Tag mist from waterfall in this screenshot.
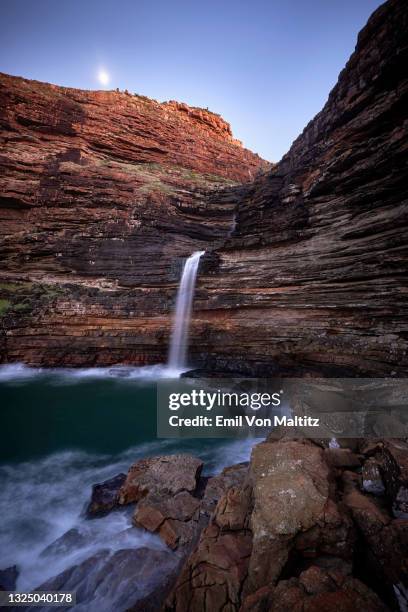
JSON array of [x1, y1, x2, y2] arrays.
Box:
[[168, 251, 205, 373]]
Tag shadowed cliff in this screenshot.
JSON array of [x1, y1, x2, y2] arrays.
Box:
[[193, 0, 408, 376]]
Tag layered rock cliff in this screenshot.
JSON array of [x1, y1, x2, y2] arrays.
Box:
[[193, 0, 408, 376], [1, 0, 407, 374], [0, 74, 267, 365]]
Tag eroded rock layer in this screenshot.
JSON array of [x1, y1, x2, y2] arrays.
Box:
[[1, 0, 408, 374], [192, 0, 408, 376], [0, 73, 267, 365]]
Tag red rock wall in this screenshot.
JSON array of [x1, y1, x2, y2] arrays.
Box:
[[1, 0, 407, 375], [191, 0, 408, 376], [0, 74, 267, 366]]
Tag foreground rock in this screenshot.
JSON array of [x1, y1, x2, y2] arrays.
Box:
[[164, 440, 357, 611], [32, 547, 180, 612], [119, 455, 203, 505], [0, 565, 18, 591], [86, 473, 126, 517], [164, 485, 253, 611], [240, 566, 388, 612], [134, 491, 202, 550], [28, 438, 408, 611], [164, 437, 408, 611]]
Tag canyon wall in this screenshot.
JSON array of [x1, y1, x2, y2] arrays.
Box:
[[1, 0, 407, 374], [0, 74, 267, 365], [193, 0, 408, 376]]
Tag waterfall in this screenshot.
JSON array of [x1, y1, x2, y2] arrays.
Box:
[[168, 251, 205, 372]]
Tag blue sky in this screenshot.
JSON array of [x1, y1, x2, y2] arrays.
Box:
[[1, 0, 383, 161]]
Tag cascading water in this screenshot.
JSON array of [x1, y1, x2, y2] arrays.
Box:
[[168, 251, 205, 372]]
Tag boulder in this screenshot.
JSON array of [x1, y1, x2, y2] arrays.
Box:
[[86, 473, 126, 517], [0, 565, 18, 591], [247, 440, 330, 590], [119, 455, 203, 505], [35, 547, 179, 612], [134, 490, 201, 550]]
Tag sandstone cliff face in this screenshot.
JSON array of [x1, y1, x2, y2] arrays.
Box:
[[192, 0, 408, 376], [1, 0, 407, 374], [0, 74, 267, 365]]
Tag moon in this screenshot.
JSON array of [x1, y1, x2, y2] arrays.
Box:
[[97, 69, 110, 86]]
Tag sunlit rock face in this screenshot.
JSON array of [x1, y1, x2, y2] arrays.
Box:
[[0, 74, 267, 366], [1, 0, 407, 374]]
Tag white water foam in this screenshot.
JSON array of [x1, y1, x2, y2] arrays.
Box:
[[0, 363, 177, 384], [0, 437, 258, 594]]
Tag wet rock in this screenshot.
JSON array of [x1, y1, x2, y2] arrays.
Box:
[[380, 440, 408, 518], [0, 565, 18, 591], [362, 458, 385, 496], [119, 455, 203, 505], [134, 490, 201, 550], [40, 528, 89, 558], [35, 547, 179, 612], [86, 473, 126, 517]]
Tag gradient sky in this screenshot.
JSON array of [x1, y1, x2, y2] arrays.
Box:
[[1, 0, 383, 161]]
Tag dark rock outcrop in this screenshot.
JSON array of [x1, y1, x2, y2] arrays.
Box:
[[0, 564, 18, 591], [32, 547, 179, 612], [86, 472, 126, 517]]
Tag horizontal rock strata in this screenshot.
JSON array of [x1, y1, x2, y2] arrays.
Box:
[[1, 0, 407, 374], [0, 73, 267, 366]]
